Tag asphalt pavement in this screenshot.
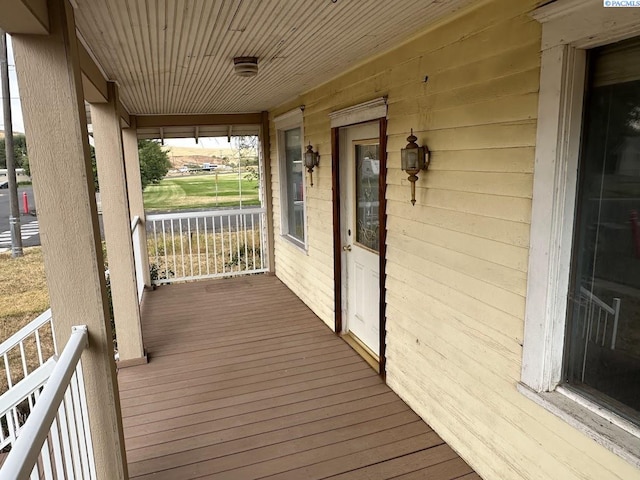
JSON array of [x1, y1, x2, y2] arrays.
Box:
[[0, 186, 39, 249]]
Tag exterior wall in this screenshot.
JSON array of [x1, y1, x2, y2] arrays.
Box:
[[269, 0, 640, 479]]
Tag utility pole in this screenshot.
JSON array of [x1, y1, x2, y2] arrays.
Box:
[[0, 31, 23, 257]]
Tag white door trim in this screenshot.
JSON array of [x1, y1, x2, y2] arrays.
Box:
[[329, 97, 387, 129]]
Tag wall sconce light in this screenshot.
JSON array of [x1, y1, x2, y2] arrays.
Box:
[[400, 129, 429, 205], [304, 143, 320, 186]]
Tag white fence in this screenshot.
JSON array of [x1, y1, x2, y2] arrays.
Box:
[[0, 315, 95, 479], [147, 208, 268, 284], [131, 216, 146, 303]]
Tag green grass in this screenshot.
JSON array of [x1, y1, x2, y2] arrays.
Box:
[[143, 173, 260, 211]]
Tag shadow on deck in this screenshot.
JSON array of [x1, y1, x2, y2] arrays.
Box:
[[117, 274, 480, 480]]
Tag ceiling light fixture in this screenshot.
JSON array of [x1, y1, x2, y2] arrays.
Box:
[[233, 57, 259, 77]]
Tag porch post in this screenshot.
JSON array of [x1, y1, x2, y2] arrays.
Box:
[[122, 120, 151, 287], [260, 111, 275, 273], [91, 83, 146, 363], [11, 0, 128, 478]]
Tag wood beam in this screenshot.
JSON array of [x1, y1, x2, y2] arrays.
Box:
[[135, 112, 263, 128], [0, 0, 49, 34], [78, 37, 131, 128], [118, 99, 130, 127], [78, 40, 108, 103]]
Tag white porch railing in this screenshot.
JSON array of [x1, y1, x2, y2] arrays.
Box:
[[579, 286, 621, 350], [147, 208, 269, 284], [131, 215, 146, 303], [0, 317, 95, 479]]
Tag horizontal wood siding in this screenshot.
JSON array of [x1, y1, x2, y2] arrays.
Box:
[[269, 0, 640, 479]]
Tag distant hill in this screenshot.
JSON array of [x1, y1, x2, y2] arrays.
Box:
[[0, 130, 26, 140], [162, 145, 237, 169]]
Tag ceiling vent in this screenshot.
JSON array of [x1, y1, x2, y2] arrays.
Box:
[[233, 57, 259, 77]]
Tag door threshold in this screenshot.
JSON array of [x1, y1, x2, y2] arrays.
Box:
[[341, 332, 379, 373]]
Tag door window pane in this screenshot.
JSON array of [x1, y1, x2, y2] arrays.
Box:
[[284, 128, 304, 243], [566, 37, 640, 421], [355, 143, 380, 252]]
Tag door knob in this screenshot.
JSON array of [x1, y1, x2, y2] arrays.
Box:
[[342, 245, 352, 252]]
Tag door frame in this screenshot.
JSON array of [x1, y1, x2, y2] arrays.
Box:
[[331, 117, 388, 378]]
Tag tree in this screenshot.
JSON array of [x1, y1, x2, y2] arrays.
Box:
[[0, 133, 28, 171], [91, 139, 170, 192], [138, 139, 171, 190]]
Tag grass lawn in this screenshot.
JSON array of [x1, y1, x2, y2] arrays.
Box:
[[143, 173, 260, 211], [0, 247, 52, 393]]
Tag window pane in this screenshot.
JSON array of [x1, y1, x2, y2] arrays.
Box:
[[284, 128, 304, 243], [566, 37, 640, 420], [355, 144, 380, 252]]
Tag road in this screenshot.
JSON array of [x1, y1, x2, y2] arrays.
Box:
[[0, 186, 39, 249]]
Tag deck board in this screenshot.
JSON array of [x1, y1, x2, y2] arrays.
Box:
[[118, 275, 478, 479]]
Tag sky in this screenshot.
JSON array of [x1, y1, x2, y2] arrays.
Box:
[[0, 36, 25, 134]]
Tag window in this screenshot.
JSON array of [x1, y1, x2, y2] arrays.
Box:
[[274, 109, 306, 248], [521, 0, 640, 463], [283, 127, 305, 244], [564, 38, 640, 421]]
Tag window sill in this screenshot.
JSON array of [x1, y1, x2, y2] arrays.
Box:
[[280, 234, 307, 254], [517, 382, 640, 468]]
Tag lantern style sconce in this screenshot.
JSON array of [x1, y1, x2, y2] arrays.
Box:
[[304, 143, 320, 186], [400, 129, 429, 205]]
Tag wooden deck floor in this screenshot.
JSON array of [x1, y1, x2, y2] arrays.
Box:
[[117, 275, 479, 480]]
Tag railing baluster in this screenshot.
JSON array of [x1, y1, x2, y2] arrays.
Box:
[[227, 215, 233, 268], [212, 216, 219, 275], [204, 216, 210, 276], [57, 396, 75, 480], [236, 214, 241, 272], [188, 218, 194, 277], [29, 463, 39, 480], [35, 330, 44, 366], [161, 221, 169, 281], [75, 361, 96, 478], [153, 220, 160, 271], [260, 211, 266, 269], [64, 388, 83, 480], [243, 214, 249, 271], [20, 339, 29, 379], [70, 373, 90, 479], [196, 217, 202, 276], [221, 215, 226, 274], [49, 415, 66, 480], [39, 435, 54, 480], [251, 214, 256, 269], [173, 219, 180, 279]]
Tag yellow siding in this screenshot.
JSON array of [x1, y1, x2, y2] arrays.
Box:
[[268, 0, 640, 479]]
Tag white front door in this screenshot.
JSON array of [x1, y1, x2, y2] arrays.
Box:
[[341, 122, 380, 355]]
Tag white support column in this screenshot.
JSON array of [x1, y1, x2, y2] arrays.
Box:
[[11, 1, 128, 478], [91, 83, 146, 364], [122, 121, 151, 287]]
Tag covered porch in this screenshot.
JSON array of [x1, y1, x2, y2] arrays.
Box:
[[119, 275, 478, 480]]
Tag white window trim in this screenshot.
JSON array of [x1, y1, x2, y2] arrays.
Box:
[[274, 107, 307, 250], [521, 0, 640, 467]]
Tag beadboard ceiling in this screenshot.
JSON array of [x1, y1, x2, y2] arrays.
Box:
[[73, 0, 473, 115]]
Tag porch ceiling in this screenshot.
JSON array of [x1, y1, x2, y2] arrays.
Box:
[[73, 0, 473, 115]]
